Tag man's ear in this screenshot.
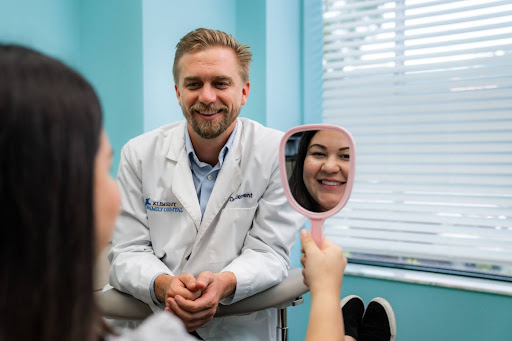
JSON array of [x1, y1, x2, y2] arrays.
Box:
[[175, 84, 182, 106], [241, 81, 250, 106]]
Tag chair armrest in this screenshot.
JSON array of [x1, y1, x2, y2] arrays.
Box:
[[95, 288, 153, 320], [95, 268, 309, 320], [216, 268, 308, 316]]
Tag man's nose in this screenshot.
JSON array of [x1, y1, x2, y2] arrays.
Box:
[[199, 84, 216, 104]]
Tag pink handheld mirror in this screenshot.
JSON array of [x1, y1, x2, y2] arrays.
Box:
[[279, 124, 356, 246]]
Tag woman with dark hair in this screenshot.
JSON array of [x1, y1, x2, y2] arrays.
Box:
[[289, 130, 350, 213], [0, 44, 196, 341]]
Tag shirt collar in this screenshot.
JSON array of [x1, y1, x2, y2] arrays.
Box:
[[185, 120, 238, 168]]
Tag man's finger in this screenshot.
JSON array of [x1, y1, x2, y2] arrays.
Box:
[[168, 297, 196, 320], [195, 271, 213, 291], [168, 295, 205, 314], [174, 293, 214, 313], [180, 273, 200, 292], [171, 286, 200, 301], [168, 297, 214, 328]]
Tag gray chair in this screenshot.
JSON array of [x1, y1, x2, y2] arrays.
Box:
[[94, 244, 308, 340]]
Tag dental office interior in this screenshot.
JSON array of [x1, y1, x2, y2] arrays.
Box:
[[2, 0, 511, 340]]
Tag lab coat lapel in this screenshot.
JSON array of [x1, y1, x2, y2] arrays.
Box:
[[167, 124, 202, 230], [196, 125, 243, 242]]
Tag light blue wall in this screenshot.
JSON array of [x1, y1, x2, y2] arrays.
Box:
[[142, 0, 236, 132], [0, 0, 81, 69], [80, 0, 144, 176], [265, 1, 302, 131], [302, 0, 324, 124], [236, 1, 267, 124], [0, 0, 144, 176]]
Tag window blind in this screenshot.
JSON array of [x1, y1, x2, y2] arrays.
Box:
[[321, 0, 512, 278]]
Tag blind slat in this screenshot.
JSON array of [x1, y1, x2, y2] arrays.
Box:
[[324, 76, 512, 96], [352, 192, 512, 206], [324, 0, 510, 23], [324, 237, 512, 266], [324, 44, 512, 69], [327, 229, 512, 247], [336, 208, 510, 228], [323, 55, 512, 79], [333, 216, 512, 232], [324, 21, 512, 47], [327, 110, 512, 125]]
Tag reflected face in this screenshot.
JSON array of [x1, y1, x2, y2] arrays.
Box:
[[302, 130, 350, 212], [175, 46, 250, 140], [93, 130, 121, 255]]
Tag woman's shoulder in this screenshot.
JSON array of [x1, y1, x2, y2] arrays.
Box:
[[106, 312, 197, 341]]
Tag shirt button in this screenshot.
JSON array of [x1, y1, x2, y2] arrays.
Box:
[[207, 175, 212, 181]]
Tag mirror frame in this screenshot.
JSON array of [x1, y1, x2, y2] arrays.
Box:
[[279, 124, 356, 244]]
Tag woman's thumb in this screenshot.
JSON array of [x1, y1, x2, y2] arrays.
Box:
[[300, 229, 318, 254]]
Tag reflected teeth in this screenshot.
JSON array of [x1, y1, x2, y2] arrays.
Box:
[[320, 180, 343, 186]]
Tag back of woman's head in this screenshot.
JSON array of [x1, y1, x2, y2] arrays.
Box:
[[0, 45, 102, 341]]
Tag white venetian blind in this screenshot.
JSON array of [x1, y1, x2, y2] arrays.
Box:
[[321, 0, 512, 277]]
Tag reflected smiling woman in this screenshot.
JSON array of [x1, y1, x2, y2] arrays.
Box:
[[289, 130, 350, 212]]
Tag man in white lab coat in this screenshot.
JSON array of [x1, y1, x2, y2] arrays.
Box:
[[108, 28, 304, 340]]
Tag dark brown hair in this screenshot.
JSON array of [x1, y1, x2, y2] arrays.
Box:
[[288, 130, 324, 212], [0, 44, 104, 341]]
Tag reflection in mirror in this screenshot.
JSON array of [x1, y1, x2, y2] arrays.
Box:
[[285, 130, 351, 213]]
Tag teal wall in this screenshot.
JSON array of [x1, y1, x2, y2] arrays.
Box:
[[0, 0, 144, 176], [265, 0, 302, 131], [0, 0, 81, 68], [79, 0, 144, 177], [236, 1, 267, 125]]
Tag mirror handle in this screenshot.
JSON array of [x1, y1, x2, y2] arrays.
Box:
[[310, 218, 324, 247]]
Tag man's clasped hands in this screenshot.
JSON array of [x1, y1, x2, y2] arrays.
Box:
[[155, 271, 235, 332]]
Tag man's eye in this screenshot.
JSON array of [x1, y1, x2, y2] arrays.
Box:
[[215, 82, 230, 88], [186, 83, 200, 89], [339, 154, 350, 160]]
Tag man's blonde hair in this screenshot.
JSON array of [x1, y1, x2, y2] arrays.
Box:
[[173, 28, 252, 85]]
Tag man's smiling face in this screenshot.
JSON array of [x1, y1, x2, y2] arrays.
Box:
[[175, 46, 250, 140]]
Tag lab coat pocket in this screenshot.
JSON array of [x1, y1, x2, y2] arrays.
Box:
[[209, 205, 257, 264]]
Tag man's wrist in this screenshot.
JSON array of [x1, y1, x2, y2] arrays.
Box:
[[154, 273, 173, 303], [216, 271, 237, 299]]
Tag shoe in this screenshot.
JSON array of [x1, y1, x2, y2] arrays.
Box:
[[340, 295, 365, 340], [359, 297, 397, 341]]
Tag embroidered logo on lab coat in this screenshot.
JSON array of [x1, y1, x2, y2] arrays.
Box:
[[229, 193, 253, 201], [145, 198, 183, 212]]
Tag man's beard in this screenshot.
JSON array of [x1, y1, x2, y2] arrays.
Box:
[[185, 102, 239, 139]]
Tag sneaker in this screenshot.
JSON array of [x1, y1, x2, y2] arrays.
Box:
[[359, 297, 397, 341], [340, 295, 365, 340]]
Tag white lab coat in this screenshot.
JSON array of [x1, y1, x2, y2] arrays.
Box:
[[107, 312, 197, 341], [108, 118, 304, 340]]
